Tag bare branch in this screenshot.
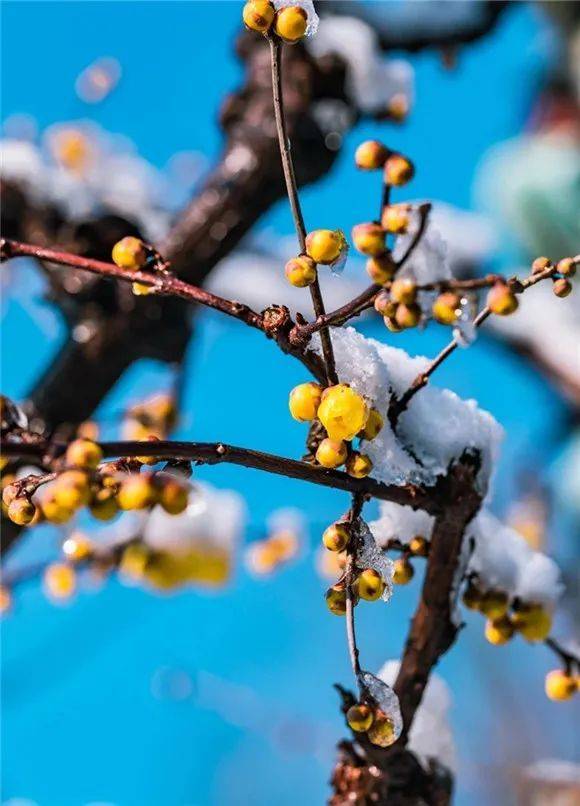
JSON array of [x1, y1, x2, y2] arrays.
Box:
[[269, 36, 338, 385], [0, 437, 442, 514], [389, 263, 559, 427]]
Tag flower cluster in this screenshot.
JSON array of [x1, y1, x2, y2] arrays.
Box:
[[461, 576, 579, 701], [111, 236, 166, 296], [242, 1, 309, 43], [345, 700, 398, 748], [2, 438, 189, 528], [289, 382, 382, 477]]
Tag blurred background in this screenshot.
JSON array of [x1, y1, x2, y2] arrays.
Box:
[[1, 2, 579, 805]]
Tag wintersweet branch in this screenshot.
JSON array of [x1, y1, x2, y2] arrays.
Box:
[[344, 494, 365, 680], [269, 36, 338, 386], [0, 438, 441, 514], [388, 263, 559, 426], [0, 238, 327, 383], [292, 204, 432, 339], [0, 238, 264, 330]]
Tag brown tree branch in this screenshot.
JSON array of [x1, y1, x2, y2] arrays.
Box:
[[0, 437, 442, 514], [292, 203, 432, 339], [269, 36, 338, 386], [393, 453, 482, 740], [389, 263, 559, 427]]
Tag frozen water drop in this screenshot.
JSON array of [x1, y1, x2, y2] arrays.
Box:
[[354, 520, 393, 601], [358, 670, 403, 744]]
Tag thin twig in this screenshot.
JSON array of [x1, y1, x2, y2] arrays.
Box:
[[1, 238, 264, 330], [0, 238, 328, 384], [544, 636, 580, 674], [345, 493, 365, 680], [269, 37, 338, 386], [0, 438, 442, 514], [389, 264, 558, 427], [293, 204, 433, 339]]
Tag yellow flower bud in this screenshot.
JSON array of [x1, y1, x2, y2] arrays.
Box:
[[2, 483, 19, 507], [274, 5, 307, 42], [53, 470, 91, 509], [89, 489, 119, 521], [41, 496, 74, 524], [315, 438, 347, 469], [381, 204, 410, 234], [359, 407, 383, 441], [462, 582, 483, 610], [132, 282, 154, 296], [408, 535, 428, 557], [354, 140, 389, 171], [285, 255, 316, 288], [43, 562, 76, 601], [356, 568, 384, 601], [556, 257, 576, 278], [432, 292, 460, 325], [117, 474, 157, 511], [65, 439, 103, 469], [485, 616, 514, 646], [479, 589, 508, 620], [112, 236, 148, 270], [390, 278, 417, 305], [531, 256, 551, 274], [288, 382, 323, 422], [305, 229, 343, 265], [317, 384, 369, 441], [395, 303, 421, 329], [366, 254, 396, 285], [346, 703, 374, 731], [393, 557, 413, 585], [374, 291, 397, 318], [159, 477, 189, 515], [487, 283, 518, 316], [119, 543, 150, 580], [322, 522, 350, 552], [384, 315, 404, 333], [242, 0, 275, 33], [7, 498, 36, 526], [352, 223, 386, 257], [553, 278, 572, 298], [325, 583, 347, 615], [367, 710, 396, 747], [513, 604, 552, 642], [384, 153, 414, 187], [346, 452, 373, 479], [545, 669, 576, 701]]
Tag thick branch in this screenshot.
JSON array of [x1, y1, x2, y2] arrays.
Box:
[[393, 453, 483, 740], [0, 438, 442, 514]]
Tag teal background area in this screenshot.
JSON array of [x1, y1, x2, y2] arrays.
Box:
[[1, 3, 578, 805]]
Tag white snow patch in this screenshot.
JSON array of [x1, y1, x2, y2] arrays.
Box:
[[144, 482, 245, 552], [317, 326, 502, 489], [468, 508, 563, 605], [307, 16, 413, 114], [370, 501, 435, 547], [272, 0, 318, 35]]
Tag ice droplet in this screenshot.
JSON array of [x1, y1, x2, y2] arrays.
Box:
[[272, 0, 319, 36], [329, 237, 349, 276], [452, 297, 478, 348], [358, 670, 403, 743], [354, 520, 393, 602]]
